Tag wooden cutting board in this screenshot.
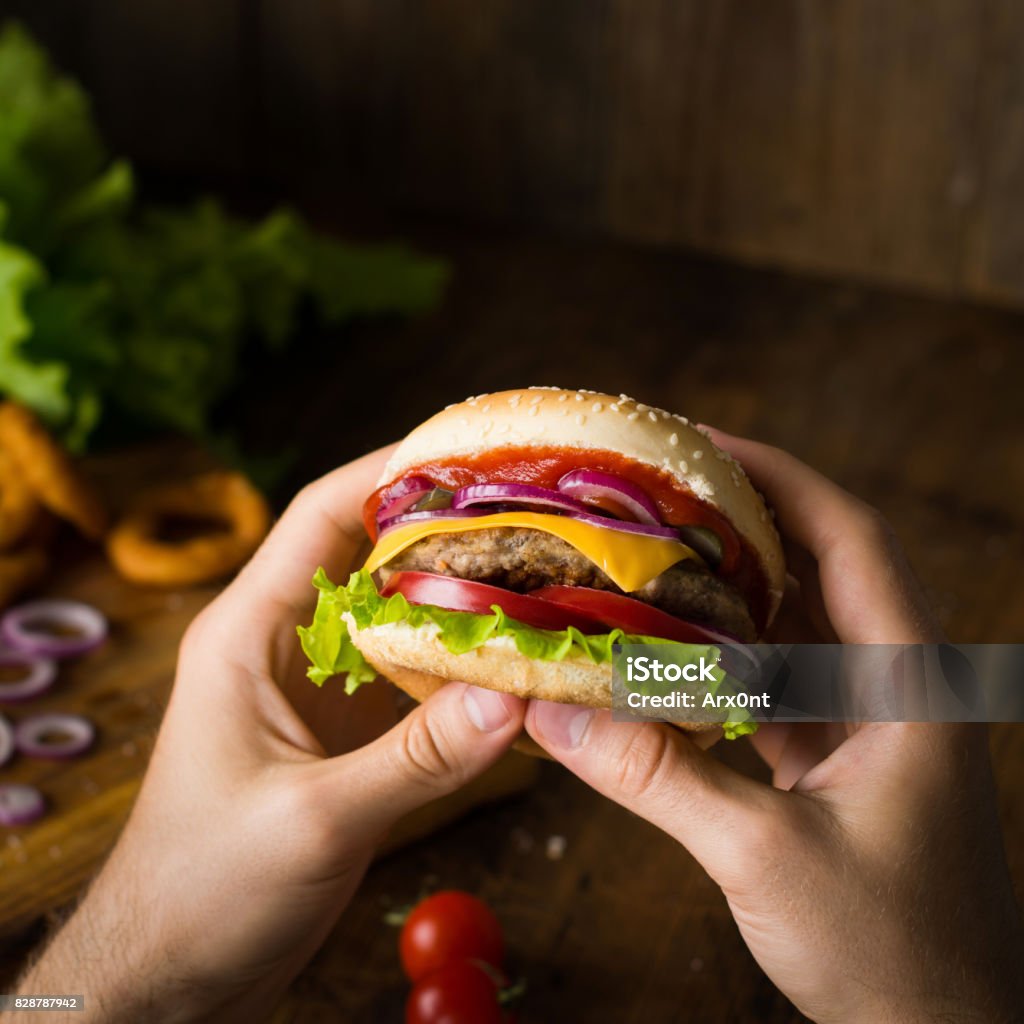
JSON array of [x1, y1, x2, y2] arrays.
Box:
[[0, 442, 537, 943]]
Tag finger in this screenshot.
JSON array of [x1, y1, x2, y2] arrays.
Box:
[[205, 444, 396, 679], [748, 721, 849, 778], [779, 542, 837, 641], [525, 700, 776, 882], [765, 574, 835, 643], [307, 683, 527, 840], [239, 443, 396, 613], [702, 427, 941, 643]]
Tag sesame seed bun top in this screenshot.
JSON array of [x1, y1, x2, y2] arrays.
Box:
[[379, 387, 786, 627]]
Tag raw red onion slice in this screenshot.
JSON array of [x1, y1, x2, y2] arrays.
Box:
[[452, 483, 592, 515], [0, 715, 14, 768], [381, 474, 434, 501], [557, 470, 661, 525], [378, 508, 489, 536], [0, 651, 58, 704], [377, 488, 436, 523], [376, 475, 435, 524], [15, 713, 95, 760], [0, 783, 46, 825], [1, 600, 108, 659], [560, 508, 683, 541]]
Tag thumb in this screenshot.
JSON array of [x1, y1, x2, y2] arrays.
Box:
[[312, 682, 526, 839], [526, 700, 782, 888]]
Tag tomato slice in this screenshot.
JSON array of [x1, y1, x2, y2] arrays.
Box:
[[380, 572, 607, 633], [528, 585, 730, 643]]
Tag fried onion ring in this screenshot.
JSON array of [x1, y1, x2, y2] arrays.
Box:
[[0, 447, 41, 550], [0, 403, 108, 540], [106, 471, 271, 587], [0, 546, 47, 609]]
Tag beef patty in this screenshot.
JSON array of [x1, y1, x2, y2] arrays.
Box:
[[379, 527, 756, 641]]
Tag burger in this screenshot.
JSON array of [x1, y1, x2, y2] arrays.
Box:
[[300, 388, 784, 746]]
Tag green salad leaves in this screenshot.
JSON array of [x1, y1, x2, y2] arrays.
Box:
[[0, 22, 447, 451], [298, 569, 756, 739], [299, 569, 684, 693]]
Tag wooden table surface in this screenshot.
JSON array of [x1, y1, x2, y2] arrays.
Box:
[[2, 221, 1023, 1023]]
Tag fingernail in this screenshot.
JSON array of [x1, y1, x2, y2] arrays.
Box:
[[463, 684, 513, 732], [532, 701, 594, 750]]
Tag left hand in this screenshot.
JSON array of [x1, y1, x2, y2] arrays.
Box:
[[15, 448, 527, 1024]]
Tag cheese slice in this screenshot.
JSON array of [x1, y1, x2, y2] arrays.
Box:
[[363, 511, 702, 593]]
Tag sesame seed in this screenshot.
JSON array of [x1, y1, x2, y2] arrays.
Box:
[[508, 395, 521, 407], [575, 393, 585, 402], [558, 393, 569, 402], [481, 403, 491, 413], [529, 394, 543, 406], [627, 411, 640, 421], [693, 450, 704, 460], [648, 411, 658, 422], [619, 393, 630, 401], [592, 402, 603, 413], [669, 433, 679, 446], [528, 405, 539, 417], [660, 410, 670, 419], [459, 417, 470, 426], [576, 414, 587, 426], [636, 403, 648, 413], [662, 456, 672, 466], [678, 460, 689, 472]]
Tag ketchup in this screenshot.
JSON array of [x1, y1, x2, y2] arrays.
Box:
[[363, 446, 770, 631]]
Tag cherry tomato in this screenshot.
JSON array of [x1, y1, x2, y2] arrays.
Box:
[[380, 572, 606, 634], [400, 890, 504, 983], [528, 585, 732, 643], [406, 961, 504, 1024]]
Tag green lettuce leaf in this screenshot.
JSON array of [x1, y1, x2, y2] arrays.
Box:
[[298, 570, 757, 741], [298, 569, 682, 696], [0, 22, 448, 453]]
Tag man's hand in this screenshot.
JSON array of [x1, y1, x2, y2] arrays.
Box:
[[526, 431, 1024, 1024], [15, 448, 526, 1023]]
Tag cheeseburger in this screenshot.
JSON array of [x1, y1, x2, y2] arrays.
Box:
[[300, 388, 784, 739]]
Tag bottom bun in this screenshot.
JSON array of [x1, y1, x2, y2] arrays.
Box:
[[347, 617, 719, 757]]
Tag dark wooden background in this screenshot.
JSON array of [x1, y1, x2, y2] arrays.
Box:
[[1, 5, 1023, 1022], [6, 1, 1024, 306]]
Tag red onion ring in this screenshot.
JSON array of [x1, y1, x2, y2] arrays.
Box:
[[0, 651, 58, 704], [0, 783, 46, 825], [376, 475, 435, 524], [378, 508, 489, 535], [15, 713, 96, 760], [1, 600, 108, 659], [377, 488, 433, 523], [452, 483, 593, 516], [0, 715, 14, 768], [557, 470, 661, 525], [560, 508, 684, 541]]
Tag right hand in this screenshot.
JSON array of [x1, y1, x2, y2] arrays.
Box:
[[526, 431, 1024, 1023]]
